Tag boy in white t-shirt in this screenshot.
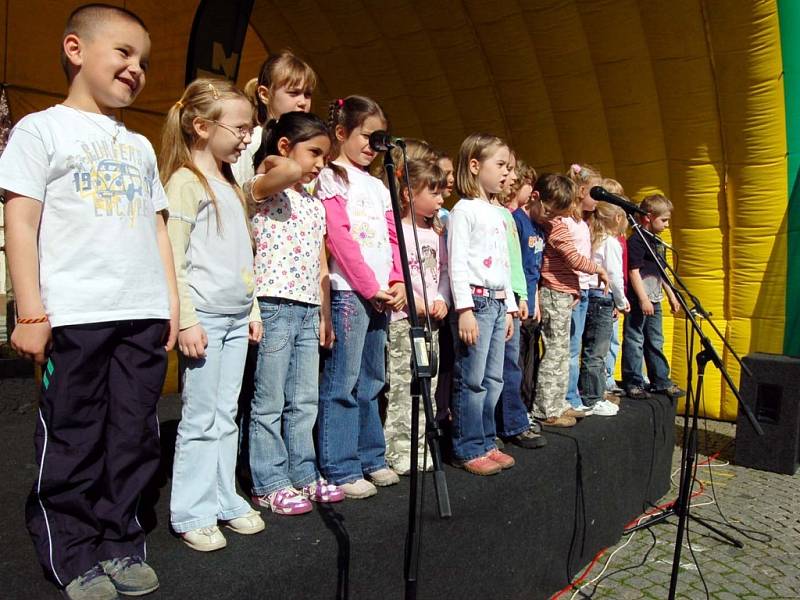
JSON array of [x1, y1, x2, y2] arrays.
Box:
[[0, 5, 178, 599]]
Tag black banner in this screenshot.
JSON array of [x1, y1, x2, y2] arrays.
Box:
[[185, 0, 255, 85]]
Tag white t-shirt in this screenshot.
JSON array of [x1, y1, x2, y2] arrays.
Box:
[[447, 197, 517, 313], [0, 105, 169, 327], [590, 234, 629, 310], [232, 125, 264, 187]]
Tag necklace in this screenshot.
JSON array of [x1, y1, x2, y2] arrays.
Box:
[[62, 104, 123, 144]]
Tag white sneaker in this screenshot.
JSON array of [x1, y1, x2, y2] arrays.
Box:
[[339, 478, 377, 499], [367, 467, 400, 487], [591, 400, 619, 416], [181, 525, 227, 552], [223, 509, 265, 534]]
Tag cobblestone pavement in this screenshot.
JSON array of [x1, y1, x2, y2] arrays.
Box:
[[562, 419, 800, 599]]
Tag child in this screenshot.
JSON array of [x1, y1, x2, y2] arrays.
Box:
[[621, 194, 684, 399], [385, 159, 450, 474], [316, 95, 406, 499], [447, 133, 517, 476], [532, 174, 609, 427], [233, 50, 317, 185], [494, 154, 544, 449], [244, 111, 345, 514], [578, 202, 630, 415], [163, 79, 265, 551], [511, 162, 545, 411], [0, 5, 178, 598], [565, 163, 602, 411], [600, 178, 628, 397]]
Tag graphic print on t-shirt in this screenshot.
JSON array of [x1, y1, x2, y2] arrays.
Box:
[[67, 139, 153, 223]]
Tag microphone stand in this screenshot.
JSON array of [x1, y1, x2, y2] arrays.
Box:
[[377, 140, 452, 600], [618, 212, 763, 600]]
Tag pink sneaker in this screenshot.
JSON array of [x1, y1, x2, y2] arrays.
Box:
[[252, 487, 312, 516], [486, 448, 515, 469], [301, 479, 345, 503]]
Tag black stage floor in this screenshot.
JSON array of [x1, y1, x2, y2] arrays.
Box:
[[0, 393, 675, 599]]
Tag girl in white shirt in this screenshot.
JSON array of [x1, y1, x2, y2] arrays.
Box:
[[578, 202, 630, 415], [447, 133, 517, 476], [161, 79, 265, 551]]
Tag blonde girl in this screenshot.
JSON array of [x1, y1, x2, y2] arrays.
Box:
[[385, 159, 450, 474], [162, 78, 264, 551], [447, 133, 517, 476], [233, 50, 317, 184]]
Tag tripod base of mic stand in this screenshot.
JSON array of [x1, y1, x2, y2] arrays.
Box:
[[624, 503, 743, 549]]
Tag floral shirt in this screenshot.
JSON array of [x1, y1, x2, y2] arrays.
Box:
[[251, 184, 326, 305]]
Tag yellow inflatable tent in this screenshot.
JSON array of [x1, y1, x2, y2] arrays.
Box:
[[2, 0, 797, 420]]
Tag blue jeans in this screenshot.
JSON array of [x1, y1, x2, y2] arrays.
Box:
[[450, 295, 506, 461], [621, 298, 671, 391], [578, 292, 615, 406], [317, 291, 388, 485], [249, 299, 320, 496], [171, 309, 252, 532], [566, 290, 589, 407], [605, 320, 621, 389], [496, 315, 529, 437]]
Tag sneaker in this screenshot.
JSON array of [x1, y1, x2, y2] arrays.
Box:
[[510, 428, 547, 449], [224, 509, 266, 534], [607, 384, 624, 395], [339, 478, 377, 499], [63, 565, 118, 600], [457, 455, 502, 476], [100, 555, 158, 596], [528, 415, 543, 434], [367, 467, 400, 487], [604, 391, 621, 405], [574, 404, 593, 412], [180, 525, 227, 552], [653, 384, 686, 398], [541, 416, 577, 428], [486, 448, 515, 469], [563, 407, 591, 419], [254, 487, 311, 516], [301, 479, 345, 503], [591, 400, 619, 416], [495, 437, 505, 450], [626, 385, 651, 399]]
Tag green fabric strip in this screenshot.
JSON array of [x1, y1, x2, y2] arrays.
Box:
[[779, 0, 800, 356]]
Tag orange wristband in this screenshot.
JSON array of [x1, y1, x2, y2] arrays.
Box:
[[16, 315, 49, 324]]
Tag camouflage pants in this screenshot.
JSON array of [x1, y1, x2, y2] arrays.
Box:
[[533, 287, 574, 419], [385, 318, 437, 473]]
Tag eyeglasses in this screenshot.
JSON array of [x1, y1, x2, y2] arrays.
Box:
[[211, 121, 254, 139]]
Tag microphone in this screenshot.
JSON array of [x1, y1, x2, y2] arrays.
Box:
[[590, 186, 648, 216], [368, 130, 404, 152]]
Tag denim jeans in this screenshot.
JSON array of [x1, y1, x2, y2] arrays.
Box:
[[621, 298, 672, 391], [566, 290, 589, 407], [317, 291, 389, 485], [450, 294, 506, 461], [496, 315, 529, 437], [578, 292, 615, 406], [605, 320, 621, 389], [171, 309, 252, 533], [249, 298, 320, 496]]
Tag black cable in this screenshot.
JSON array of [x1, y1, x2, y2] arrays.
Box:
[[685, 519, 710, 600]]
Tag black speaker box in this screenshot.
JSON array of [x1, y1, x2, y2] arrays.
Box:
[[735, 353, 800, 475]]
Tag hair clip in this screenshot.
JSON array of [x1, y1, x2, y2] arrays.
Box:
[[174, 100, 184, 110], [571, 163, 582, 174], [337, 98, 344, 107], [208, 82, 220, 100], [395, 167, 404, 180]]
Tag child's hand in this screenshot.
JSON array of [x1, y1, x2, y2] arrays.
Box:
[[504, 313, 514, 341], [669, 296, 682, 314], [518, 299, 529, 321], [385, 282, 407, 312], [319, 312, 335, 349], [430, 300, 448, 321], [248, 320, 263, 344], [596, 267, 610, 293], [370, 290, 392, 313], [10, 321, 52, 365], [640, 298, 655, 316], [178, 324, 208, 359], [457, 309, 479, 346], [414, 294, 427, 317], [533, 301, 541, 323], [255, 155, 285, 175], [164, 302, 179, 351]]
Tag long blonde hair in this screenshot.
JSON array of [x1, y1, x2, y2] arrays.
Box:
[[455, 133, 507, 199], [160, 78, 249, 230], [566, 162, 601, 219], [588, 201, 626, 251]]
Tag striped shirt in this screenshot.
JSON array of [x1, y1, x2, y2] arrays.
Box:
[[539, 217, 599, 298]]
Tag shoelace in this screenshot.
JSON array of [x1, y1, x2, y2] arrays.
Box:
[[79, 565, 107, 585], [196, 526, 219, 537]]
